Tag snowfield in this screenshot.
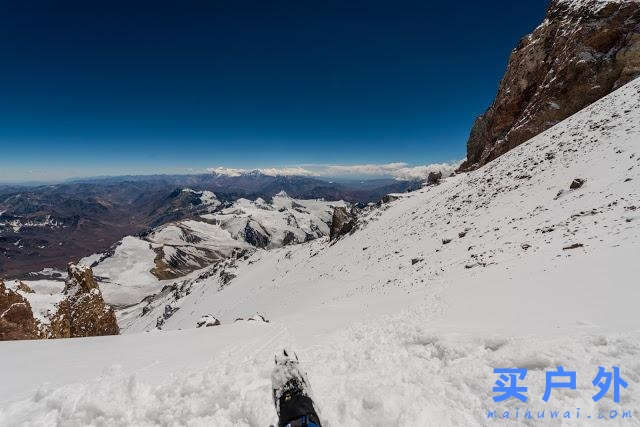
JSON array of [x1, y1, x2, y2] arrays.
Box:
[[1, 77, 640, 426]]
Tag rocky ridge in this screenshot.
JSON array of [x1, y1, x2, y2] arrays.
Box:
[[0, 263, 118, 341]]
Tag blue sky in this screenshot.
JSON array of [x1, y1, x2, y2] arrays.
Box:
[[0, 0, 547, 182]]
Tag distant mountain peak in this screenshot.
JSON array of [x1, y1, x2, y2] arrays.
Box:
[[274, 190, 290, 198]]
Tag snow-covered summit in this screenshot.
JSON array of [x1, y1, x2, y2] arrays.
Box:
[[209, 167, 314, 178], [180, 188, 219, 206], [558, 0, 639, 12]]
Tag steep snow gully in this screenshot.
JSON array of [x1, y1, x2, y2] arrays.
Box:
[[1, 78, 640, 426]]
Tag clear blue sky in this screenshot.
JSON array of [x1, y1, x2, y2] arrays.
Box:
[[0, 0, 547, 182]]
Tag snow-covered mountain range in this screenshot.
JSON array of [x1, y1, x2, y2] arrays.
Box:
[[0, 174, 420, 278], [78, 192, 346, 309], [1, 72, 638, 425]]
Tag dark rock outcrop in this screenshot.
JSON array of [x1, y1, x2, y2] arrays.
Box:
[[155, 304, 179, 329], [570, 178, 586, 189], [196, 314, 220, 328], [0, 279, 39, 340], [460, 0, 640, 171], [427, 171, 443, 186], [329, 207, 357, 241]]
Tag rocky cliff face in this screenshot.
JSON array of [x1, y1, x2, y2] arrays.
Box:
[[0, 279, 39, 340], [48, 264, 119, 338], [0, 263, 119, 341], [329, 207, 357, 241], [460, 0, 640, 171]]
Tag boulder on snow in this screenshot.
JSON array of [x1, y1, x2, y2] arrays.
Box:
[[329, 206, 357, 241], [427, 171, 443, 186], [196, 314, 220, 328], [569, 178, 585, 189], [0, 279, 39, 341]]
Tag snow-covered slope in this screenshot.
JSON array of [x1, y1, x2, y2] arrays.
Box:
[[1, 78, 639, 426]]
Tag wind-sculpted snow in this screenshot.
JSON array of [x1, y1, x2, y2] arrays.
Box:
[[1, 78, 640, 425]]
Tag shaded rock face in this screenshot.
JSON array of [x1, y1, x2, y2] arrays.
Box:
[[0, 279, 39, 340], [460, 0, 640, 171], [329, 207, 357, 241], [49, 263, 119, 338]]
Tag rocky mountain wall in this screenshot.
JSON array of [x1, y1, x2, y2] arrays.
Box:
[[460, 0, 640, 171]]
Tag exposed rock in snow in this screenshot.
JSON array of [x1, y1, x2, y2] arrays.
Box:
[[426, 170, 443, 186], [460, 0, 640, 171], [156, 304, 180, 329], [196, 314, 220, 328], [329, 206, 357, 240], [570, 177, 586, 189]]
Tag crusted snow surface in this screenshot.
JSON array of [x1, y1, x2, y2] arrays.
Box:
[[1, 78, 640, 425], [86, 236, 160, 307]]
